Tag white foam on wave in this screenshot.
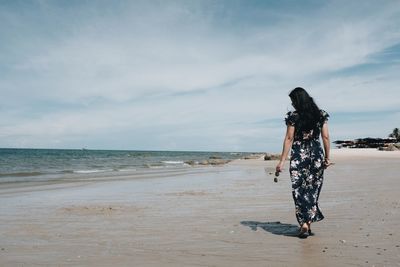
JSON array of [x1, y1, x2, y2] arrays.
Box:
[[162, 161, 185, 164], [148, 165, 164, 169], [74, 169, 113, 174], [118, 168, 137, 172]]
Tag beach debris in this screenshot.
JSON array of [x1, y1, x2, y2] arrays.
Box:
[[264, 167, 275, 175]]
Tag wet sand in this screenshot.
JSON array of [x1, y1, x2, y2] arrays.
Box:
[[1, 149, 399, 266]]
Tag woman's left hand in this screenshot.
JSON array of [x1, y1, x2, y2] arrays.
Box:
[[323, 158, 334, 169]]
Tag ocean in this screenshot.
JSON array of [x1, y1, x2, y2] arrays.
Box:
[[0, 148, 259, 183]]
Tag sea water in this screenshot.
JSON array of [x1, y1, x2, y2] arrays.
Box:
[[0, 148, 256, 183]]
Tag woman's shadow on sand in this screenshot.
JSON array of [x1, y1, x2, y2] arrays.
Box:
[[241, 221, 299, 237]]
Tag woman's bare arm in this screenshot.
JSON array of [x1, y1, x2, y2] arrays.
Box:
[[276, 125, 295, 172], [321, 122, 334, 168], [321, 122, 330, 159]]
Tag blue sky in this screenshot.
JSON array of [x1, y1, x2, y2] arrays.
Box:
[[0, 0, 399, 152]]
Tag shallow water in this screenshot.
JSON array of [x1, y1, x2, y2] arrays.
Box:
[[0, 148, 256, 183]]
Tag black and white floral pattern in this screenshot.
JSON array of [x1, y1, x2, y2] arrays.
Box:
[[285, 110, 329, 225]]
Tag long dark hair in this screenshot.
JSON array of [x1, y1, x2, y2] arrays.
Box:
[[289, 87, 322, 131]]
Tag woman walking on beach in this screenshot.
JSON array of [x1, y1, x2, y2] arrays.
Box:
[[276, 87, 332, 238]]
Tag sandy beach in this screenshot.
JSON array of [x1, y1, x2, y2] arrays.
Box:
[[1, 148, 399, 266]]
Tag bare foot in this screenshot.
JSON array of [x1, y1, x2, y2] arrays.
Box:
[[298, 223, 309, 238], [307, 222, 314, 236]]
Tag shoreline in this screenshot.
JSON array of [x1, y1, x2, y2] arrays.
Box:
[[1, 148, 398, 193], [0, 149, 266, 185], [2, 148, 397, 188], [1, 149, 399, 266]]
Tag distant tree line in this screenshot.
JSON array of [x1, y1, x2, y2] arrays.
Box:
[[389, 127, 399, 141]]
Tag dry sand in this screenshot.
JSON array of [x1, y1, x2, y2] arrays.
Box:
[[1, 149, 399, 266]]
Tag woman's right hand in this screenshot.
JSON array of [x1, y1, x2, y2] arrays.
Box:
[[275, 160, 284, 173]]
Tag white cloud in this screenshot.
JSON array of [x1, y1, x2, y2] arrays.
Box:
[[0, 1, 400, 150]]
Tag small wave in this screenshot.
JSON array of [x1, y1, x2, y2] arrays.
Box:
[[161, 161, 185, 164], [0, 171, 44, 177], [60, 170, 74, 174], [149, 166, 165, 169], [74, 169, 113, 174], [143, 164, 165, 169], [118, 168, 137, 172]]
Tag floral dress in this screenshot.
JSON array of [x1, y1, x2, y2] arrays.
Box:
[[285, 110, 330, 226]]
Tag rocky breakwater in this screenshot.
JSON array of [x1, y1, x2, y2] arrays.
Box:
[[263, 153, 281, 160], [378, 143, 400, 151], [242, 153, 265, 160], [184, 155, 232, 166], [184, 153, 268, 167]]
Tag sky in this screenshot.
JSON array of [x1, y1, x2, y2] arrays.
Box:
[[0, 0, 400, 152]]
